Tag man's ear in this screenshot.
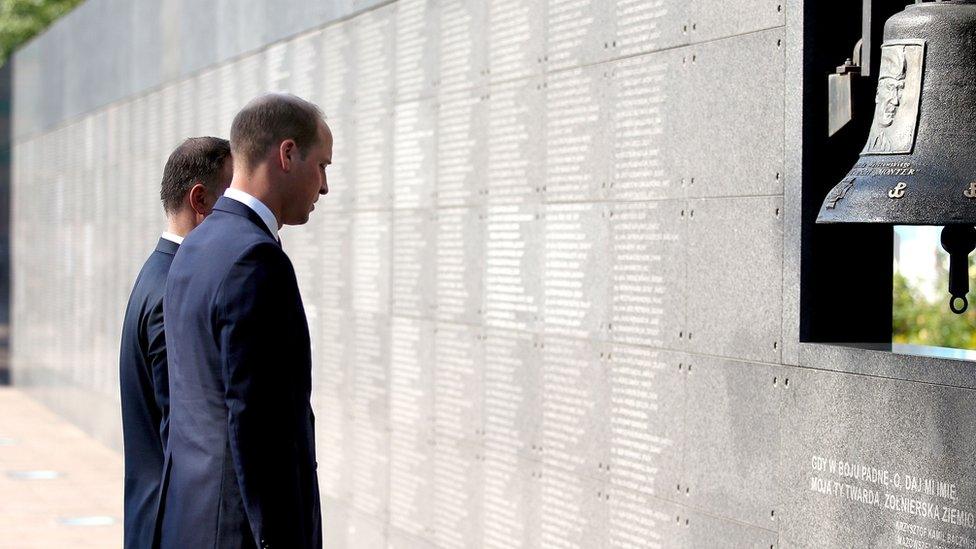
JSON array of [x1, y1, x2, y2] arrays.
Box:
[[188, 183, 210, 216], [279, 139, 297, 172]]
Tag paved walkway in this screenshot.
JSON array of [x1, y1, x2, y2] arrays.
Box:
[[0, 388, 122, 548]]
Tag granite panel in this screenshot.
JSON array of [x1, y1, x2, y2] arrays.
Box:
[[433, 206, 484, 325], [392, 209, 437, 318], [396, 0, 440, 102], [487, 0, 546, 82], [606, 344, 686, 504], [541, 336, 609, 481], [608, 200, 686, 350], [780, 368, 976, 549], [676, 29, 785, 198], [685, 356, 788, 527], [689, 0, 784, 44], [393, 99, 438, 209], [686, 196, 783, 362], [542, 201, 611, 341], [544, 63, 610, 203]]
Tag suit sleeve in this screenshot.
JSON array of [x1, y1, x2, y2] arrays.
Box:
[[145, 297, 170, 444], [215, 242, 305, 548]]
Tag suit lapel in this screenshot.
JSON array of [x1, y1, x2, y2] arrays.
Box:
[[212, 196, 277, 241], [155, 237, 180, 256]]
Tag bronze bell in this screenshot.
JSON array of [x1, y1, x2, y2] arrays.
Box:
[[818, 0, 976, 313]]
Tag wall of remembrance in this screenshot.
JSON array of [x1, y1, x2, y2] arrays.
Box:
[[22, 1, 976, 548]]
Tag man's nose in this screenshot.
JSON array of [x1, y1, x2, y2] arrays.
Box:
[[320, 180, 328, 195]]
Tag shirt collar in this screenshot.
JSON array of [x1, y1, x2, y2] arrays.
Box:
[[223, 187, 279, 238], [161, 231, 184, 245]]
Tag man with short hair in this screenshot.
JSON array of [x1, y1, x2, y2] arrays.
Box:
[[120, 136, 233, 549], [159, 93, 330, 549]]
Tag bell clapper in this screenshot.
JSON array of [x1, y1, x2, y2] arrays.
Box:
[[939, 225, 976, 314]]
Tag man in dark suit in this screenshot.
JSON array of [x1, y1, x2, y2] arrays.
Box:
[[119, 136, 233, 549], [160, 93, 331, 549]]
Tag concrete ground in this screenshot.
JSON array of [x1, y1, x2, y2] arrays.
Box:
[[0, 387, 122, 548]]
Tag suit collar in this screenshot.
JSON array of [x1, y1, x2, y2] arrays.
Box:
[[212, 196, 277, 241], [155, 237, 180, 256]]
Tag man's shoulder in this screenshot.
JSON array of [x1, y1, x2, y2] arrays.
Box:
[[128, 249, 173, 309]]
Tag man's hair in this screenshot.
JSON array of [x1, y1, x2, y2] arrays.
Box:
[[230, 93, 324, 170], [160, 136, 232, 214]]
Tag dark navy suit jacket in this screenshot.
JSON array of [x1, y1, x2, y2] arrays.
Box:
[[159, 196, 321, 549], [120, 237, 178, 549]]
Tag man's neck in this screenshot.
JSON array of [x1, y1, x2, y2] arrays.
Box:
[[166, 213, 194, 238], [229, 173, 284, 230]]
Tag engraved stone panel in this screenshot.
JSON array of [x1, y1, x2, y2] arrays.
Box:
[[540, 469, 608, 548], [396, 0, 440, 101], [434, 322, 484, 445], [685, 511, 779, 547], [318, 212, 354, 312], [484, 328, 541, 462], [781, 369, 976, 548], [542, 202, 610, 340], [608, 200, 685, 350], [217, 62, 239, 136], [686, 196, 782, 362], [175, 78, 199, 140], [352, 210, 392, 315], [322, 116, 355, 211], [541, 336, 609, 480], [320, 22, 356, 117], [544, 64, 609, 203], [689, 0, 784, 44], [264, 41, 292, 93], [607, 344, 684, 503], [284, 220, 320, 343], [685, 356, 786, 527], [390, 317, 436, 538], [354, 6, 395, 112], [432, 439, 483, 549], [487, 75, 545, 204], [437, 87, 488, 208], [488, 0, 545, 81], [314, 310, 353, 501], [434, 207, 484, 325], [289, 29, 322, 102], [608, 52, 681, 201], [353, 109, 394, 209], [607, 0, 689, 59], [394, 100, 438, 209], [349, 313, 391, 519], [607, 484, 683, 547], [236, 51, 265, 107], [677, 29, 784, 198], [484, 202, 542, 332], [546, 0, 608, 70], [439, 0, 488, 93], [195, 69, 219, 135], [483, 452, 540, 548], [393, 209, 436, 319]]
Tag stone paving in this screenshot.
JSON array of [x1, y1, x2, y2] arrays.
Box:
[[0, 387, 122, 548]]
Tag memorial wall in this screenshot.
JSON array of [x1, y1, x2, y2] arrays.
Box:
[[11, 0, 976, 547]]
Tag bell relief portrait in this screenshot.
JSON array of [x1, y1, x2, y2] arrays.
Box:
[[863, 41, 925, 155]]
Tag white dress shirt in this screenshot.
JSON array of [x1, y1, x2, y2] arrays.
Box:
[[223, 187, 279, 239], [161, 232, 184, 245]]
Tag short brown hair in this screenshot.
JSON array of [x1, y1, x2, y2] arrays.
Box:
[[160, 136, 231, 214], [230, 93, 324, 170]]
